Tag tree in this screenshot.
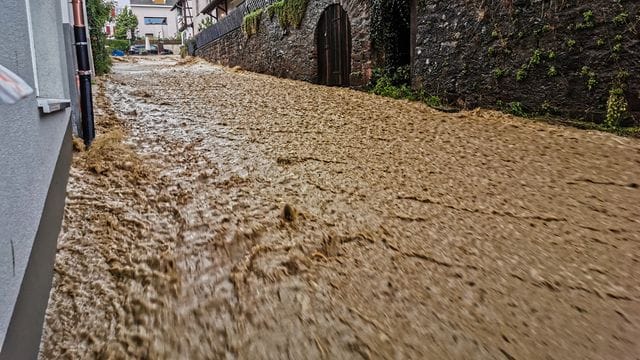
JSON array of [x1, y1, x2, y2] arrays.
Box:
[[87, 0, 113, 75], [198, 17, 213, 32], [115, 6, 139, 40]]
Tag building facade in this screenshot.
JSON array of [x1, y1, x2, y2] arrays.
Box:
[[0, 0, 75, 358], [130, 0, 180, 39], [173, 0, 245, 40]]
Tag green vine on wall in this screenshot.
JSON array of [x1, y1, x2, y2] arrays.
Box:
[[371, 0, 410, 71], [242, 8, 263, 36], [606, 71, 630, 127], [267, 0, 309, 30]]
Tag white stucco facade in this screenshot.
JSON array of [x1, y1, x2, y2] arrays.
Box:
[[131, 4, 179, 39]]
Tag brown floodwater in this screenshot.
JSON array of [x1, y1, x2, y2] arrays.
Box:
[[41, 56, 640, 359]]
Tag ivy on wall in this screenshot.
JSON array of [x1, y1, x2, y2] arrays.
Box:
[[242, 8, 263, 36], [371, 0, 410, 70], [488, 3, 637, 126], [267, 0, 309, 30]]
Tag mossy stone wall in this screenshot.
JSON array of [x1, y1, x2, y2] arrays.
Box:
[[196, 0, 373, 87], [414, 0, 639, 124]]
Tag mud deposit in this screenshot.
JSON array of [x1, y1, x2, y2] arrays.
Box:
[[41, 56, 640, 359]]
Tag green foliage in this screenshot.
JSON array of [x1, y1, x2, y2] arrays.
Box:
[[529, 49, 542, 66], [566, 39, 576, 48], [515, 66, 527, 81], [369, 66, 410, 88], [267, 0, 309, 30], [610, 34, 624, 59], [576, 10, 595, 29], [493, 67, 507, 79], [541, 101, 559, 115], [198, 17, 213, 32], [605, 71, 631, 127], [106, 39, 129, 52], [87, 0, 112, 75], [370, 68, 442, 108], [242, 8, 263, 36], [508, 102, 526, 117], [115, 6, 138, 40], [547, 50, 556, 60], [606, 87, 628, 127], [616, 70, 630, 81], [612, 43, 622, 53], [533, 24, 551, 37], [547, 66, 557, 77], [580, 66, 597, 91], [613, 11, 629, 26], [514, 48, 545, 81], [371, 0, 410, 70], [596, 37, 605, 46], [371, 76, 414, 99], [422, 95, 443, 108]]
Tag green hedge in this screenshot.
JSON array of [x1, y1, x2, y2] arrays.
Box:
[[106, 39, 130, 52]]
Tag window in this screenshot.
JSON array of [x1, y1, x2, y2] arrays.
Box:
[[144, 17, 168, 25], [24, 0, 72, 112]]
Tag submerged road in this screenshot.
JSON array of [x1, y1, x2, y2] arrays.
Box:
[[41, 56, 640, 359]]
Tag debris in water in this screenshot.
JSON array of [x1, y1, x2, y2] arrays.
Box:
[[282, 203, 297, 222], [72, 137, 85, 152], [41, 55, 640, 360]]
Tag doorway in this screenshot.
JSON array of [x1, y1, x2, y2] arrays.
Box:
[[316, 4, 352, 86]]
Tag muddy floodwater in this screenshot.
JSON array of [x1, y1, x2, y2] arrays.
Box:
[[41, 56, 640, 359]]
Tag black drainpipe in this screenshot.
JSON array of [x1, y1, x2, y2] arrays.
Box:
[[72, 0, 95, 146]]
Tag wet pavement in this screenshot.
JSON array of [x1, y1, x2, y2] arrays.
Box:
[[41, 56, 640, 359]]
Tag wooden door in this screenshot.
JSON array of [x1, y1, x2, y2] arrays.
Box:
[[316, 5, 351, 86]]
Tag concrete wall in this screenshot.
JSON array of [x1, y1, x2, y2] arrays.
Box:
[[0, 0, 72, 358], [413, 0, 640, 124], [196, 0, 373, 87], [132, 4, 180, 38]]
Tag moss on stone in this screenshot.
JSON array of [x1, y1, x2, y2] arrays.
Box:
[[242, 8, 263, 36], [267, 0, 309, 30]]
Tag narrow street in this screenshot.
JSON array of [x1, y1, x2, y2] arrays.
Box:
[[41, 56, 639, 359]]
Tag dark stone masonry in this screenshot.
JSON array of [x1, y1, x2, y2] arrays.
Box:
[[196, 0, 373, 87], [197, 0, 639, 124], [414, 0, 639, 123]]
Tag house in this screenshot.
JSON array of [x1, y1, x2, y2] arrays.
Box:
[[198, 0, 245, 24], [172, 0, 244, 39], [0, 0, 77, 358], [130, 0, 179, 40], [104, 4, 117, 39]]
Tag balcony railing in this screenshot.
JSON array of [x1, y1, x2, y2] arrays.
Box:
[[194, 0, 277, 49]]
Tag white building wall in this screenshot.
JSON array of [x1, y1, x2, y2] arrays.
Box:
[[131, 5, 179, 39]]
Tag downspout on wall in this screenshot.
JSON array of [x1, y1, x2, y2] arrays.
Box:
[[71, 0, 95, 146]]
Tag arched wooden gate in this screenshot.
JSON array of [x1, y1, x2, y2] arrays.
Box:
[[316, 4, 352, 87]]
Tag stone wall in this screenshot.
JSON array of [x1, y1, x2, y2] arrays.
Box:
[[196, 0, 373, 87], [413, 0, 640, 124]]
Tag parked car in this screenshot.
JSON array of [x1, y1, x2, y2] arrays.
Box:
[[129, 44, 147, 55], [149, 45, 174, 55]]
